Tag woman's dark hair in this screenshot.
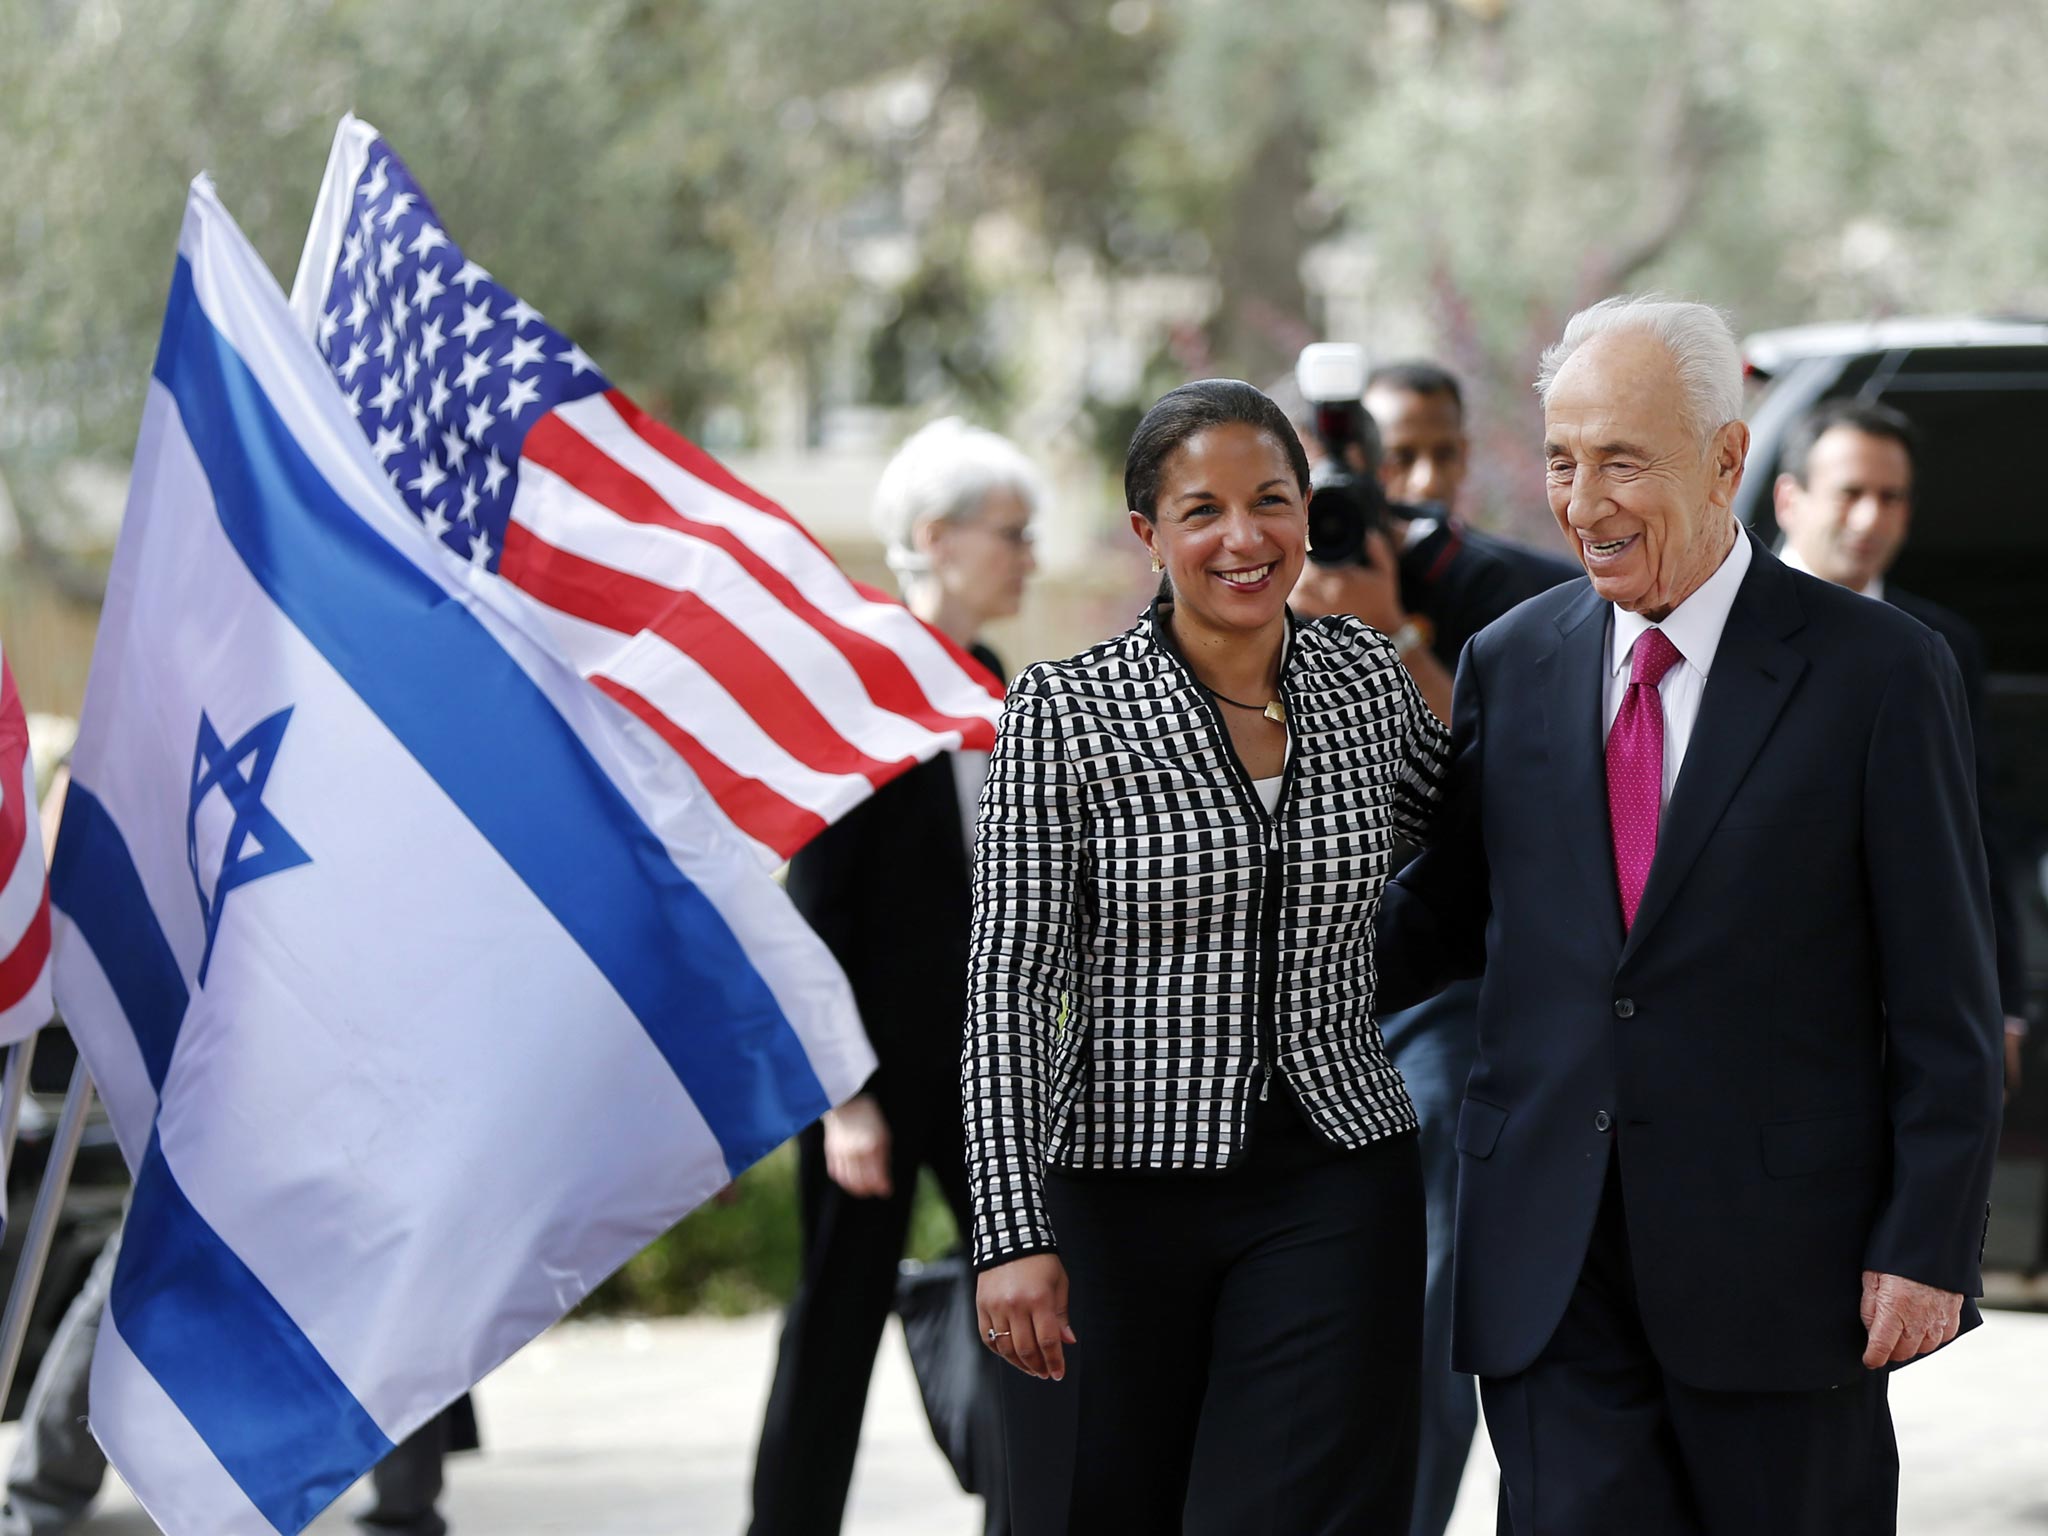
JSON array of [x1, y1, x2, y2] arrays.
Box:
[[1124, 379, 1312, 523]]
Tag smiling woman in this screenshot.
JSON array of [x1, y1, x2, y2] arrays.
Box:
[[1123, 386, 1312, 778], [962, 379, 1450, 1535]]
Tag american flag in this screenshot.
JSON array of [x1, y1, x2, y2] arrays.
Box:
[[287, 117, 1004, 863], [0, 642, 53, 1044]]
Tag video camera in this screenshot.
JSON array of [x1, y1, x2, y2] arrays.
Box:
[[1295, 343, 1443, 566]]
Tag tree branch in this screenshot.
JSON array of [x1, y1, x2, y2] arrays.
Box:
[[1576, 0, 1717, 300], [5, 474, 110, 609]]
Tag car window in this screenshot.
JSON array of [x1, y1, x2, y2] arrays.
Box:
[[1875, 383, 2048, 674], [1751, 347, 2048, 673]]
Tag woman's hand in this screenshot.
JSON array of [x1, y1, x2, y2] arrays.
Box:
[[977, 1254, 1076, 1380], [821, 1094, 893, 1198]]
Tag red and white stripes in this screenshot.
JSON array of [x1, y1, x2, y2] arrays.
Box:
[[0, 645, 53, 1043], [503, 390, 1005, 862]]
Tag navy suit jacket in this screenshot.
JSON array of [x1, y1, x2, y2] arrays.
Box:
[[1376, 534, 2004, 1393]]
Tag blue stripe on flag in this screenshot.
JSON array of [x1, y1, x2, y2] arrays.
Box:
[[47, 784, 189, 1091], [155, 258, 827, 1172], [112, 1132, 393, 1532]]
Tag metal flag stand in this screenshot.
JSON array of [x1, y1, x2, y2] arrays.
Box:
[[0, 753, 107, 1422], [0, 1031, 99, 1420]]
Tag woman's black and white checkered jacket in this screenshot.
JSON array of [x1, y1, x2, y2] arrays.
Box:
[[962, 601, 1451, 1270]]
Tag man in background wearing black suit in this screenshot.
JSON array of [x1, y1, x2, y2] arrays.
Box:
[[1291, 362, 1578, 1536], [1773, 399, 2029, 1093], [1376, 296, 2003, 1534]]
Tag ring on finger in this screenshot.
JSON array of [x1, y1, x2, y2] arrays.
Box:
[[985, 1326, 1012, 1343]]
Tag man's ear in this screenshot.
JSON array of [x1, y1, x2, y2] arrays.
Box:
[[1710, 419, 1750, 509], [1772, 471, 1803, 530]]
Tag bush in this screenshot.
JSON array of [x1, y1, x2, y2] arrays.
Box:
[[582, 1142, 963, 1317]]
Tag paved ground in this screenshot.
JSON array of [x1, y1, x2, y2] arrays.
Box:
[[7, 1308, 2044, 1534]]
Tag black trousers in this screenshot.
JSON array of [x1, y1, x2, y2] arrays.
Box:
[[1001, 1102, 1424, 1536], [1482, 1157, 1897, 1536], [358, 1397, 474, 1536], [749, 1099, 1005, 1536]]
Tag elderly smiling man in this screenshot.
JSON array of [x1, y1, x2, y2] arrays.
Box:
[[1375, 295, 2003, 1534]]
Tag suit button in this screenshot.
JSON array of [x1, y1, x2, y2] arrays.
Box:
[[1613, 998, 1636, 1018], [1594, 1110, 1613, 1132]]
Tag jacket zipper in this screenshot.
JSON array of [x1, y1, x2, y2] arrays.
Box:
[[1255, 696, 1298, 1101], [1176, 650, 1298, 1105], [1155, 610, 1294, 1122]]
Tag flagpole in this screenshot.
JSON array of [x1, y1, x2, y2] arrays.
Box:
[[0, 1055, 95, 1413], [0, 1033, 37, 1175]]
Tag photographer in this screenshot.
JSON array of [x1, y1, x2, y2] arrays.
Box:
[[1282, 354, 1455, 720], [1290, 358, 1578, 718], [1287, 355, 1576, 1536]]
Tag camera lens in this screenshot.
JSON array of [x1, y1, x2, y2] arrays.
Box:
[[1306, 475, 1368, 566]]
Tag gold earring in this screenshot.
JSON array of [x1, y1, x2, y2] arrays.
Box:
[[1150, 554, 1164, 573]]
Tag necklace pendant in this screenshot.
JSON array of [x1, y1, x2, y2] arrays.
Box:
[[1263, 699, 1286, 724]]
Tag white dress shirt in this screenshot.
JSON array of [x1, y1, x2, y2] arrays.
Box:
[[1604, 529, 1752, 810], [951, 749, 991, 871], [1778, 542, 1884, 601]]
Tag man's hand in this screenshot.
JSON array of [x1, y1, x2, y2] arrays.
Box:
[[977, 1253, 1077, 1380], [1860, 1270, 1963, 1368], [821, 1093, 893, 1199], [2004, 1018, 2025, 1099], [1290, 529, 1407, 635]]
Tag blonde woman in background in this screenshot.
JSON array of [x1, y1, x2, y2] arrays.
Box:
[[747, 418, 1038, 1536]]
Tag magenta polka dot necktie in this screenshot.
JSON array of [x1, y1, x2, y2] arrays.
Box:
[[1607, 627, 1684, 930]]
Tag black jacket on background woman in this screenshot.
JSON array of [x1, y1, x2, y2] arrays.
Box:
[[748, 644, 1006, 1536], [787, 747, 985, 1127]]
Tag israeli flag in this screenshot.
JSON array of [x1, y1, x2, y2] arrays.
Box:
[[46, 179, 874, 1534]]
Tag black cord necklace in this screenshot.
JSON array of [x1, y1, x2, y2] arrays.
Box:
[[1205, 688, 1286, 724]]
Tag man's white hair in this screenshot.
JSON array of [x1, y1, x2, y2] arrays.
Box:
[[1535, 295, 1744, 447], [870, 416, 1042, 585]]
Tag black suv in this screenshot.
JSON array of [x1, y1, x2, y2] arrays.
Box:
[[1737, 317, 2048, 1274]]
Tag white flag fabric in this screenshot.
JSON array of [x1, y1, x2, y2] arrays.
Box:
[[47, 178, 874, 1535]]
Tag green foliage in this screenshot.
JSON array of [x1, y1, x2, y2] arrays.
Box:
[[9, 0, 2048, 555], [905, 1167, 965, 1262], [0, 1, 770, 464], [587, 1145, 804, 1318], [1306, 0, 2048, 532], [584, 1145, 961, 1317]]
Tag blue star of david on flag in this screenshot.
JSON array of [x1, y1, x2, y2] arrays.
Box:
[[187, 707, 311, 986]]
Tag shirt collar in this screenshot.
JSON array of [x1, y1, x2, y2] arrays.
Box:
[[1399, 514, 1441, 550], [1777, 540, 1885, 601], [1609, 526, 1752, 680]]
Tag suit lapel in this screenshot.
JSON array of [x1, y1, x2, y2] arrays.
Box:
[[1621, 539, 1809, 962], [1537, 582, 1620, 935]]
